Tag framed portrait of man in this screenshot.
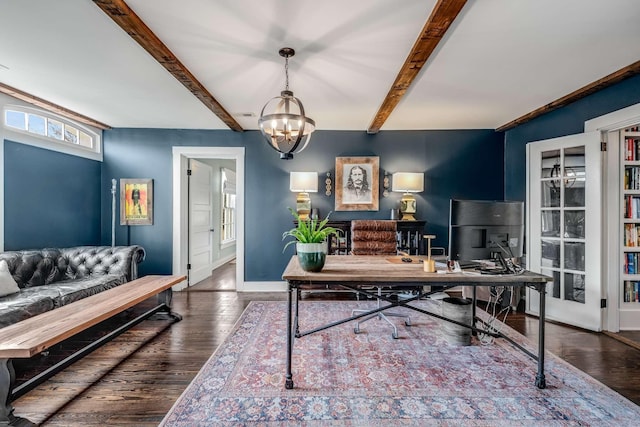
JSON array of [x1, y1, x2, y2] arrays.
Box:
[[335, 156, 379, 211]]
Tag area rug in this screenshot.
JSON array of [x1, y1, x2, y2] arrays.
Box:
[[160, 301, 640, 426]]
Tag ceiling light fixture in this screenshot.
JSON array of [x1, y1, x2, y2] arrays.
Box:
[[544, 162, 576, 189], [258, 48, 315, 160]]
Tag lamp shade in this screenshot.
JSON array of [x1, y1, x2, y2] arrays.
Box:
[[290, 172, 318, 192], [392, 172, 424, 193]]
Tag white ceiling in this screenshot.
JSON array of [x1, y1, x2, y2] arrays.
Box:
[[1, 0, 639, 131]]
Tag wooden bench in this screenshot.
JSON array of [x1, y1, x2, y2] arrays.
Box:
[[0, 274, 185, 427]]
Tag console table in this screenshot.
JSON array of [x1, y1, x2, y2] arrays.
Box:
[[281, 255, 552, 390]]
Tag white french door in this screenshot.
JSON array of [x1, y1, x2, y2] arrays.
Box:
[[526, 131, 603, 331]]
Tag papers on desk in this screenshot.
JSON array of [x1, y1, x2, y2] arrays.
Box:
[[462, 270, 482, 276], [427, 291, 449, 300]]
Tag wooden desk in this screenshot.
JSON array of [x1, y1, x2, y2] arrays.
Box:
[[282, 255, 551, 390]]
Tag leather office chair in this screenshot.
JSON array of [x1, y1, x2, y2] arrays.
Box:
[[350, 220, 411, 339]]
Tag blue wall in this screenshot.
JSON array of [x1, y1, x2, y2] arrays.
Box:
[[7, 72, 638, 280], [101, 128, 504, 280], [3, 140, 101, 249], [505, 74, 640, 201]]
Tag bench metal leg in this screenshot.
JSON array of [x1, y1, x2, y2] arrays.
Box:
[[156, 289, 183, 321], [0, 359, 34, 426], [4, 299, 182, 422]]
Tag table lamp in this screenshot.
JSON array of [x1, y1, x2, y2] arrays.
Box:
[[392, 172, 424, 220], [423, 234, 436, 272], [290, 172, 318, 220]]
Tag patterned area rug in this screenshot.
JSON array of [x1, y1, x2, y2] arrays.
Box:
[[160, 301, 640, 426]]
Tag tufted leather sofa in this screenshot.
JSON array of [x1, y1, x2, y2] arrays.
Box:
[[0, 246, 145, 328]]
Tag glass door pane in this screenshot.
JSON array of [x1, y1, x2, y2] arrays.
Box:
[[564, 146, 586, 304], [539, 146, 586, 304]]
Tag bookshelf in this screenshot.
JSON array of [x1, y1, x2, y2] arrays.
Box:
[[621, 128, 640, 314]]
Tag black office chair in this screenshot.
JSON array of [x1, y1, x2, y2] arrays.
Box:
[[350, 220, 411, 339]]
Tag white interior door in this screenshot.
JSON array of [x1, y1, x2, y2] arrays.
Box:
[[526, 131, 603, 331], [189, 159, 214, 285]]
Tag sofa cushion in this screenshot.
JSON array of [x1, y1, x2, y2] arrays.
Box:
[[61, 246, 144, 282], [0, 288, 57, 329], [0, 260, 20, 297], [0, 250, 65, 288], [50, 274, 126, 307]]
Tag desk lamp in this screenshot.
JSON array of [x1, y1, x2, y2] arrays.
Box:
[[423, 234, 436, 272], [290, 172, 318, 220], [392, 172, 424, 220]]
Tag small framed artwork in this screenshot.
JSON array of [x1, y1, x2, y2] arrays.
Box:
[[120, 179, 153, 225], [335, 156, 379, 211]]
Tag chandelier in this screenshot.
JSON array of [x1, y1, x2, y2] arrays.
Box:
[[258, 48, 316, 160], [545, 162, 576, 189]]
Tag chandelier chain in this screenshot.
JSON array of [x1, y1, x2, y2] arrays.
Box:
[[284, 56, 289, 91]]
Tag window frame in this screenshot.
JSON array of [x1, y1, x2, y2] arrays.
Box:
[[220, 169, 236, 247], [2, 104, 102, 161]]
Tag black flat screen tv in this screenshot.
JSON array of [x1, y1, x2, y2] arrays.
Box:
[[448, 199, 524, 272]]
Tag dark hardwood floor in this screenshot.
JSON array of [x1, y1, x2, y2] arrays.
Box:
[[11, 262, 640, 425]]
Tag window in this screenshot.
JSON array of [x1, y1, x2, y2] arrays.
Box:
[[221, 168, 237, 244], [3, 106, 99, 152]]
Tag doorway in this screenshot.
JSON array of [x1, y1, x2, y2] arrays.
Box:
[[172, 147, 245, 291]]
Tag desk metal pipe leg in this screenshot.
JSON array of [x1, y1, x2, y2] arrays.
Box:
[[295, 288, 301, 336], [471, 287, 477, 336], [535, 284, 547, 389], [285, 285, 294, 389]]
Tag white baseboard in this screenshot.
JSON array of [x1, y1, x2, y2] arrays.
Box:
[[239, 281, 288, 292], [212, 254, 235, 271], [174, 280, 287, 292]]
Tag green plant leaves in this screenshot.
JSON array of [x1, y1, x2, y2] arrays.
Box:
[[282, 207, 341, 252]]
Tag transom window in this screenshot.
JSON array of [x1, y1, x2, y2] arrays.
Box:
[[3, 106, 98, 152]]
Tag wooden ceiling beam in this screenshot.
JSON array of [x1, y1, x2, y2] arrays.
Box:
[[367, 0, 468, 134], [0, 82, 111, 130], [92, 0, 243, 132], [497, 60, 640, 132]]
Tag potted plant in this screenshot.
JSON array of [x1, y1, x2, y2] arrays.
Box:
[[282, 208, 341, 272]]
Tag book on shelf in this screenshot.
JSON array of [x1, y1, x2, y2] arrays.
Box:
[[625, 281, 640, 303], [625, 252, 637, 274], [624, 223, 640, 246], [625, 166, 640, 190], [624, 135, 640, 161], [624, 195, 640, 219]]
